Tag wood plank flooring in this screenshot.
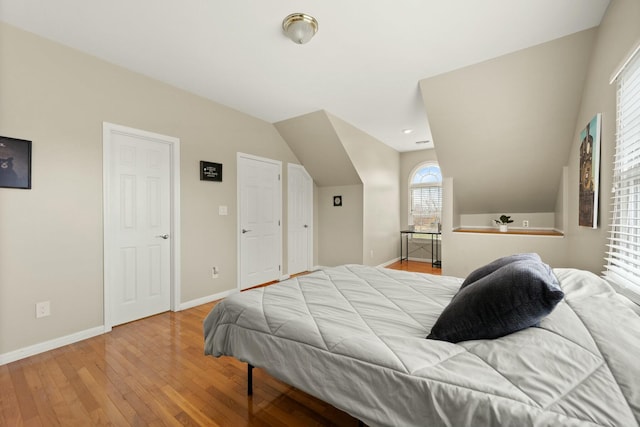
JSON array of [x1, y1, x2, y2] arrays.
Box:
[[1, 262, 440, 426], [385, 259, 441, 275]]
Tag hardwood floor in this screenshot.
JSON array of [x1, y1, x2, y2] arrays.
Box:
[[385, 259, 441, 275], [1, 262, 440, 426]]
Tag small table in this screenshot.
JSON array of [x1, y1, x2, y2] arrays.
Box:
[[400, 230, 441, 267]]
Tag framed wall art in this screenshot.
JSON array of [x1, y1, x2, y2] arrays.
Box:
[[578, 113, 601, 228], [200, 161, 223, 182], [0, 136, 32, 189]]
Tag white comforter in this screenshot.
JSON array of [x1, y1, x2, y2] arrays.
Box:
[[203, 265, 640, 427]]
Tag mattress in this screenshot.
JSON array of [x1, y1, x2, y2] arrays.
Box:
[[203, 264, 640, 427]]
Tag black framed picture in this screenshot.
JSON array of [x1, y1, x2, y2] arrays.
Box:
[[0, 136, 32, 189], [200, 161, 223, 182]]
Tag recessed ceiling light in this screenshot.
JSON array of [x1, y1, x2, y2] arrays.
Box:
[[402, 129, 413, 134]]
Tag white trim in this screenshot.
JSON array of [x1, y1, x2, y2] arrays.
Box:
[[172, 139, 182, 312], [103, 122, 182, 332], [610, 38, 640, 84], [237, 152, 283, 291], [408, 256, 433, 262], [408, 161, 441, 184], [287, 163, 314, 274], [408, 161, 442, 229], [179, 289, 238, 311], [0, 326, 105, 366], [279, 274, 291, 281], [452, 227, 565, 237], [378, 257, 400, 267], [452, 225, 558, 232]]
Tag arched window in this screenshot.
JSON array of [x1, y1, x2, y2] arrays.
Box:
[[409, 162, 442, 232]]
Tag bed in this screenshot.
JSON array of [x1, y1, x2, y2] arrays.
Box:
[[203, 263, 640, 426]]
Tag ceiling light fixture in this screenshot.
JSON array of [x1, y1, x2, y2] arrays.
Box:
[[282, 13, 318, 44], [402, 129, 414, 134]]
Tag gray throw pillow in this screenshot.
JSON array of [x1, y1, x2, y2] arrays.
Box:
[[460, 253, 542, 290], [427, 260, 563, 343]]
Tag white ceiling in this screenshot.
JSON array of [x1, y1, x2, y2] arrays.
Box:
[[0, 0, 610, 152]]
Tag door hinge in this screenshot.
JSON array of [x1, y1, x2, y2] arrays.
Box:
[[279, 265, 281, 271], [278, 220, 281, 226], [278, 174, 281, 181]]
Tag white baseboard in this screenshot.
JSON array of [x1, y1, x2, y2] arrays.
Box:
[[1, 289, 240, 366], [178, 288, 238, 311], [314, 261, 405, 269], [408, 256, 433, 262], [378, 258, 400, 267], [0, 325, 106, 366]]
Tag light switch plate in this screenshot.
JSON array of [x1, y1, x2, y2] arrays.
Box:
[[219, 205, 228, 216]]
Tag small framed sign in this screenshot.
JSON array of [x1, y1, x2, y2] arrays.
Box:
[[0, 136, 32, 189], [200, 161, 222, 182]]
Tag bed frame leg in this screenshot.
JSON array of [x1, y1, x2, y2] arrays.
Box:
[[247, 364, 254, 396]]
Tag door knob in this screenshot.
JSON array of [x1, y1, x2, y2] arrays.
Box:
[[303, 224, 308, 228], [242, 229, 252, 234], [156, 234, 169, 239]]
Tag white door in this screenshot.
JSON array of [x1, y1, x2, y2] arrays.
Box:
[[288, 164, 312, 275], [104, 124, 179, 327], [238, 153, 281, 290]]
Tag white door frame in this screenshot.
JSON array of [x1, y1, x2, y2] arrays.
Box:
[[287, 163, 313, 273], [102, 122, 181, 332], [236, 152, 282, 290]]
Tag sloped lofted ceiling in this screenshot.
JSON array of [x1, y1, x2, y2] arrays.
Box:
[[0, 1, 608, 217], [274, 111, 362, 187], [420, 29, 597, 215], [0, 0, 610, 153]]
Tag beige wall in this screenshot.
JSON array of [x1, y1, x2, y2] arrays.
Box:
[[0, 23, 300, 356], [317, 185, 364, 266], [458, 213, 555, 229], [274, 111, 362, 187], [442, 232, 569, 278], [4, 2, 636, 359], [567, 0, 640, 273], [328, 114, 401, 266], [441, 180, 570, 278], [420, 29, 596, 216], [277, 110, 400, 267], [421, 0, 640, 276]]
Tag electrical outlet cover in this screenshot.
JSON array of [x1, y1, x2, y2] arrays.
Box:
[[36, 301, 50, 318]]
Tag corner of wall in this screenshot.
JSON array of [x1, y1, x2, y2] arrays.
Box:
[[555, 166, 569, 232]]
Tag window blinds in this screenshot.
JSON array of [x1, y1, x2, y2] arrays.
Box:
[[604, 49, 640, 301], [410, 186, 442, 228]]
